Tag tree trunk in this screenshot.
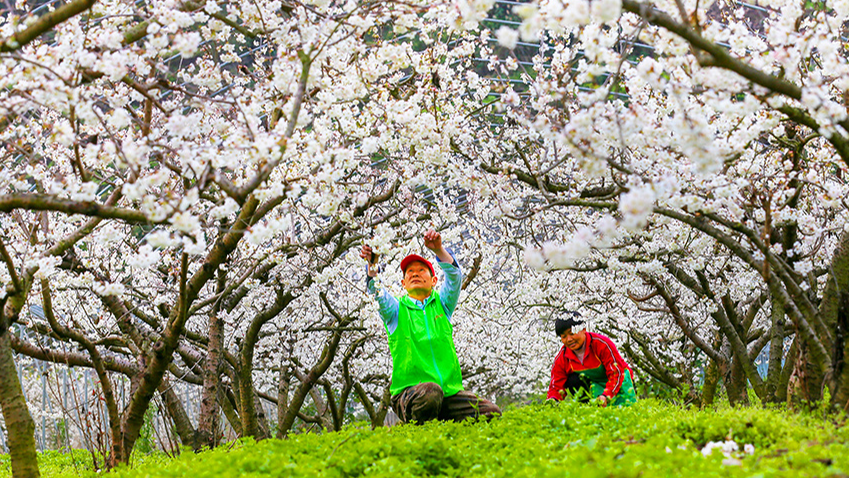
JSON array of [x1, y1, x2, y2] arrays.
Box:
[[765, 300, 785, 403], [276, 357, 291, 439], [788, 336, 823, 405], [253, 394, 271, 439], [788, 339, 823, 403], [278, 323, 348, 437], [218, 387, 243, 437], [821, 231, 849, 410], [776, 337, 797, 404], [726, 354, 749, 406], [701, 356, 722, 407], [712, 300, 765, 400], [354, 382, 393, 429], [197, 312, 223, 449], [831, 292, 849, 412], [0, 332, 40, 478], [373, 385, 392, 428], [0, 293, 40, 478], [238, 290, 296, 439], [158, 381, 196, 451]]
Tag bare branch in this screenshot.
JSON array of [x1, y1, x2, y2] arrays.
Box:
[[0, 193, 156, 224], [0, 0, 97, 52], [0, 238, 21, 293]]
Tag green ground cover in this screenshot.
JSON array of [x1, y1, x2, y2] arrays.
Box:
[[3, 399, 848, 477]]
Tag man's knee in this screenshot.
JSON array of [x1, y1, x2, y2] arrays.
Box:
[[395, 382, 444, 423], [410, 382, 444, 420], [439, 391, 501, 422]]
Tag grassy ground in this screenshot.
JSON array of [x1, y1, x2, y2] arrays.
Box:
[[2, 399, 848, 477]]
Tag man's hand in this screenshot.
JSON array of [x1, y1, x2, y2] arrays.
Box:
[[423, 230, 452, 263], [360, 244, 378, 277], [596, 395, 609, 407], [423, 229, 443, 252]]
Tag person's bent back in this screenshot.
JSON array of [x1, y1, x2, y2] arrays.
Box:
[[547, 314, 637, 407]]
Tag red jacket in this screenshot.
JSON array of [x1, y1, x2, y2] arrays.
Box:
[[547, 331, 633, 400]]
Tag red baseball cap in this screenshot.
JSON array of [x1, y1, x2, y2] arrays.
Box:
[[400, 254, 435, 276]]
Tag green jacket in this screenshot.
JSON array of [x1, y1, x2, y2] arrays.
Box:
[[387, 291, 464, 396]]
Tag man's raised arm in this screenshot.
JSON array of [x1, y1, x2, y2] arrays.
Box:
[[424, 230, 464, 319], [361, 244, 399, 331]]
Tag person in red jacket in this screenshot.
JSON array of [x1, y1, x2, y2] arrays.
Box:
[[547, 314, 637, 407]]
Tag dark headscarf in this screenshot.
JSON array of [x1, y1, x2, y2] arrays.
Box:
[[554, 311, 584, 336]]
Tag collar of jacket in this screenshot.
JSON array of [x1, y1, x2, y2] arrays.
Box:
[[560, 331, 595, 363], [400, 292, 436, 308]]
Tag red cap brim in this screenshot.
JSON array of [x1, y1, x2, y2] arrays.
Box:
[[400, 254, 435, 276]]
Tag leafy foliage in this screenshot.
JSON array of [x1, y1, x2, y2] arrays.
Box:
[[0, 449, 168, 478], [5, 400, 847, 478]]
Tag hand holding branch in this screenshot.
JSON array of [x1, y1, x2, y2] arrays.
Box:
[[360, 244, 378, 277], [423, 229, 452, 264]]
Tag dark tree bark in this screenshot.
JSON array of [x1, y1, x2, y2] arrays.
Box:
[[765, 300, 785, 403], [354, 382, 392, 428], [726, 354, 750, 406], [41, 279, 124, 464], [0, 329, 39, 478], [712, 288, 765, 400], [275, 341, 293, 439], [197, 311, 223, 449], [832, 292, 849, 411], [217, 387, 243, 437], [253, 394, 271, 439], [788, 339, 818, 403], [277, 293, 353, 437], [238, 288, 297, 439], [197, 266, 225, 449]]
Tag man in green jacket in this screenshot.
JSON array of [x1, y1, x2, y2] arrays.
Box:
[[361, 230, 500, 424]]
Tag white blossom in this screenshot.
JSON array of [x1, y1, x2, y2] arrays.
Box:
[[496, 27, 519, 49]]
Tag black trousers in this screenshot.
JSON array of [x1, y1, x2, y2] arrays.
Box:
[[561, 373, 591, 402]]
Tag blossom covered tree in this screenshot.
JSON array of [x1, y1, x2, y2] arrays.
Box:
[[0, 0, 497, 474], [464, 0, 849, 406]]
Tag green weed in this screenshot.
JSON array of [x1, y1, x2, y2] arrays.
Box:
[[2, 400, 847, 477]]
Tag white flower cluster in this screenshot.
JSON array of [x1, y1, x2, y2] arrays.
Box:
[[701, 440, 755, 458]]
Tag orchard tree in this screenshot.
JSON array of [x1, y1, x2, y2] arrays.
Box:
[[463, 0, 849, 408], [0, 0, 499, 476]]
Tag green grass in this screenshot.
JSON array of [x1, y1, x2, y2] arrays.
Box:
[[0, 449, 170, 478], [3, 399, 848, 477]]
